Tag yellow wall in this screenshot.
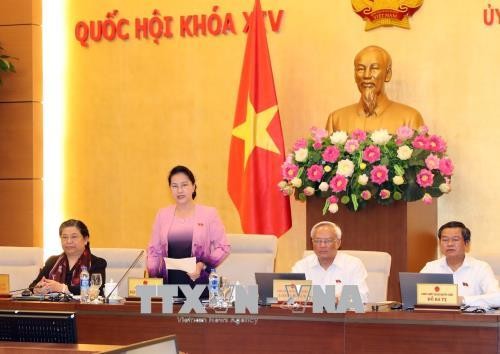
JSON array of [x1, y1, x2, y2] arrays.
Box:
[[61, 1, 500, 271]]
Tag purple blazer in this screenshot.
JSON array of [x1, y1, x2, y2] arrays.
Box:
[[146, 204, 231, 282]]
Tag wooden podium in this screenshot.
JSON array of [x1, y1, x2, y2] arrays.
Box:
[[306, 197, 437, 301]]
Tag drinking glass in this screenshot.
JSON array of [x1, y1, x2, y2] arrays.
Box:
[[89, 273, 102, 302]]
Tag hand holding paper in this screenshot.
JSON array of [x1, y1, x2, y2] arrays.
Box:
[[164, 257, 196, 273]]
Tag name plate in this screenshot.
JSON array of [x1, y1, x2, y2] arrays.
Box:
[[416, 283, 459, 306], [0, 274, 9, 294], [273, 279, 312, 302], [128, 278, 163, 296]]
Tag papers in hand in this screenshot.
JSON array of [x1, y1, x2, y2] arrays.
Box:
[[164, 257, 196, 273]]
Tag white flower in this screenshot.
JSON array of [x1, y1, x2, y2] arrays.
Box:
[[357, 174, 369, 185], [336, 159, 355, 177], [330, 131, 348, 145], [303, 186, 315, 196], [294, 148, 308, 162], [439, 183, 451, 193], [324, 165, 332, 173], [278, 181, 287, 189], [370, 129, 392, 145], [397, 145, 413, 160], [393, 175, 404, 185], [318, 182, 329, 192], [328, 203, 339, 214], [291, 177, 302, 188]]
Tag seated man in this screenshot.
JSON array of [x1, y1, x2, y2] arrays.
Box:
[[292, 221, 369, 303], [421, 221, 499, 306]]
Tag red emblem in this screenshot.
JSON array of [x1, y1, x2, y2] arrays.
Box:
[[434, 286, 440, 292]]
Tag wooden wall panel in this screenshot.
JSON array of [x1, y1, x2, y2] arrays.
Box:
[[0, 1, 43, 247], [0, 25, 41, 102], [0, 102, 42, 178], [0, 180, 42, 246], [0, 0, 41, 25]]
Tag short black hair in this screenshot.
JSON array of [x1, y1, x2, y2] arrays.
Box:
[[168, 165, 197, 199], [438, 221, 471, 244]]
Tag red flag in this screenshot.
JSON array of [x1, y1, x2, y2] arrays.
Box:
[[227, 0, 291, 237]]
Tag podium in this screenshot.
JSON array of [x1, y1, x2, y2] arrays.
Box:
[[306, 197, 437, 301]]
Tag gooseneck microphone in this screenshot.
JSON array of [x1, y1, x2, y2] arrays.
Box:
[[104, 250, 145, 304]]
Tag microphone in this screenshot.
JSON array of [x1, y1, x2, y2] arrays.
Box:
[[104, 250, 144, 304]]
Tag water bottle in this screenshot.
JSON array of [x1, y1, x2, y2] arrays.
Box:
[[208, 268, 220, 308], [80, 266, 90, 303]]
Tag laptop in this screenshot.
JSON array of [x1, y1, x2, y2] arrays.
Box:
[[254, 272, 306, 305], [399, 272, 454, 310]]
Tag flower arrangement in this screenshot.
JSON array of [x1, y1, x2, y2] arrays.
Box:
[[279, 125, 453, 214]]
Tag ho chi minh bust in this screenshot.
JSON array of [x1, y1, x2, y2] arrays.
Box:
[[326, 45, 424, 134]]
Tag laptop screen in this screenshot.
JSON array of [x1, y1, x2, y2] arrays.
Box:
[[399, 272, 454, 310], [254, 272, 306, 303]]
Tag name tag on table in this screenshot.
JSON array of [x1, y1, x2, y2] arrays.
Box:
[[0, 274, 9, 294], [128, 278, 163, 296], [273, 279, 312, 302], [416, 283, 459, 306]]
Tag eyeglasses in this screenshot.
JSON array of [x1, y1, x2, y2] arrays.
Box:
[[60, 235, 82, 242], [440, 237, 462, 244], [311, 238, 336, 245]]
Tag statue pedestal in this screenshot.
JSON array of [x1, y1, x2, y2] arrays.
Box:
[[306, 198, 437, 301]]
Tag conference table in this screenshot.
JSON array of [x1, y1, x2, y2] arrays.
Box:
[[0, 299, 498, 354]]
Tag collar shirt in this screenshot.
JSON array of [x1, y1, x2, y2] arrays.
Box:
[[420, 255, 499, 297], [292, 252, 369, 303]]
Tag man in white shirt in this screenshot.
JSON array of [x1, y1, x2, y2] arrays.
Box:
[[420, 221, 499, 306], [292, 221, 369, 303]]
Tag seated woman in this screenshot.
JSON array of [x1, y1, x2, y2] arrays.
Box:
[[147, 165, 230, 298], [30, 219, 107, 295]]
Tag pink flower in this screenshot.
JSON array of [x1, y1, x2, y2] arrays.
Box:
[[379, 189, 391, 199], [351, 129, 367, 142], [329, 175, 348, 192], [312, 140, 323, 150], [344, 139, 360, 154], [306, 164, 324, 182], [425, 154, 440, 170], [328, 195, 339, 204], [311, 127, 328, 141], [322, 146, 340, 163], [293, 138, 307, 151], [362, 145, 381, 163], [439, 158, 454, 176], [360, 190, 372, 200], [303, 186, 315, 196], [416, 169, 434, 188], [422, 193, 432, 204], [370, 165, 389, 185], [281, 163, 299, 181], [396, 126, 414, 141], [412, 135, 428, 150], [427, 135, 447, 153], [418, 125, 429, 135]]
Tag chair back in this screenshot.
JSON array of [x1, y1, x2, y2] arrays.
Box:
[[92, 248, 146, 297], [217, 234, 278, 285], [0, 246, 43, 292]]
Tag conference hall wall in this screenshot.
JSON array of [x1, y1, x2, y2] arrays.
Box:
[[59, 1, 498, 271]]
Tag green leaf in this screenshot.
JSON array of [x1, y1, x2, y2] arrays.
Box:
[[394, 164, 405, 176], [341, 195, 350, 204], [351, 194, 358, 211], [322, 200, 330, 215]]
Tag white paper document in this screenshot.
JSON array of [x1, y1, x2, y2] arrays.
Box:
[[164, 257, 196, 273]]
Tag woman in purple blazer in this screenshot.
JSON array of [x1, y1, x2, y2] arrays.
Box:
[[147, 166, 230, 297]]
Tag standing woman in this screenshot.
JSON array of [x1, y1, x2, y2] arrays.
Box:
[[147, 166, 230, 296], [30, 219, 107, 295]]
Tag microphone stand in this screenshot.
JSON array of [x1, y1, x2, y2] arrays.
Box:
[[104, 250, 145, 304]]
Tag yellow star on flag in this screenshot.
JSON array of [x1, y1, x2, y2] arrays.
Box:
[[232, 97, 280, 168]]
